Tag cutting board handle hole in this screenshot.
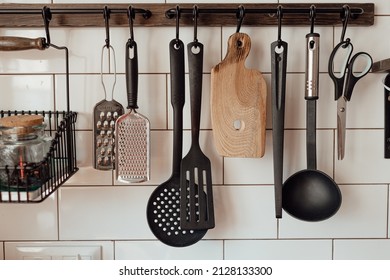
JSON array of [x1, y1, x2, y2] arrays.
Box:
[[233, 119, 244, 130], [236, 40, 243, 48]]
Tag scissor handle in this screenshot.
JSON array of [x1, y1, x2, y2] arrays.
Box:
[[328, 40, 353, 100], [344, 52, 372, 101]]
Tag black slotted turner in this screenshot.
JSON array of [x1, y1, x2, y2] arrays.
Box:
[[180, 41, 215, 230]]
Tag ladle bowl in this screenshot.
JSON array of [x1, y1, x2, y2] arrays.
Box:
[[282, 169, 342, 222]]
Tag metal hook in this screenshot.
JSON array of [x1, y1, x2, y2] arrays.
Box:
[[340, 5, 351, 44], [103, 6, 110, 48], [309, 5, 316, 34], [236, 5, 245, 33], [42, 6, 52, 47], [127, 5, 135, 47], [193, 5, 199, 44], [277, 5, 283, 47], [175, 5, 180, 45]]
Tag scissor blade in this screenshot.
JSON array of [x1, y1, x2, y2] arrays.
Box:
[[337, 98, 347, 160]]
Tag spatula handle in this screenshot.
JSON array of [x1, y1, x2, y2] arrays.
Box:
[[126, 39, 138, 109], [0, 36, 46, 51], [187, 41, 203, 144], [170, 39, 185, 174]]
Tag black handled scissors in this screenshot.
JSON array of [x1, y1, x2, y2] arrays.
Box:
[[328, 40, 372, 160]]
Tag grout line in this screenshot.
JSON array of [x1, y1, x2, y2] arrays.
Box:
[[61, 182, 390, 188], [56, 191, 60, 241], [52, 73, 57, 114], [332, 128, 336, 179], [387, 184, 389, 239], [113, 240, 116, 260], [332, 239, 335, 260], [220, 26, 223, 61], [222, 239, 225, 260]]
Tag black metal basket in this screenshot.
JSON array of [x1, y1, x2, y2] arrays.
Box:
[[0, 110, 78, 202], [0, 34, 78, 202]]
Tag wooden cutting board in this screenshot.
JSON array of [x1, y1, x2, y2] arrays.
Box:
[[211, 32, 267, 158]]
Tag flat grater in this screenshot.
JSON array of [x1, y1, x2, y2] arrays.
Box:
[[93, 45, 124, 170], [115, 37, 150, 183]]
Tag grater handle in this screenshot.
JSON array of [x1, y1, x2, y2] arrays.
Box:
[[126, 39, 139, 110]]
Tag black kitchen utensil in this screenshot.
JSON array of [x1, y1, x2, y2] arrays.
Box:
[[385, 74, 390, 158], [180, 41, 215, 230], [282, 31, 341, 222], [146, 39, 207, 247], [271, 8, 288, 219], [271, 41, 287, 219]]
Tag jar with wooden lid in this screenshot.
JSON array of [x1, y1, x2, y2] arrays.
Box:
[[0, 115, 52, 191]]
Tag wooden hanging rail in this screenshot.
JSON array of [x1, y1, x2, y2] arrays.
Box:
[[0, 3, 374, 28]]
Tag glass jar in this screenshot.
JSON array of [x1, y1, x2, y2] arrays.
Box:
[[0, 115, 52, 191]]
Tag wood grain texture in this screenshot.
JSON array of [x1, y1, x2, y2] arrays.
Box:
[[0, 36, 45, 51], [211, 33, 267, 158], [0, 3, 374, 28]]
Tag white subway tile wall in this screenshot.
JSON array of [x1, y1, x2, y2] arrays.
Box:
[[0, 0, 389, 260], [225, 240, 333, 260]]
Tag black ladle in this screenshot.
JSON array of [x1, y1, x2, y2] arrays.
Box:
[[282, 32, 342, 222]]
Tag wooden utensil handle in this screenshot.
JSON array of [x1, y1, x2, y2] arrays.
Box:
[[0, 36, 46, 51]]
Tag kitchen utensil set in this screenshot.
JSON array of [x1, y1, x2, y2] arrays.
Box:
[[94, 8, 150, 182], [91, 5, 372, 246], [146, 38, 208, 247], [7, 4, 369, 244], [147, 8, 214, 247]]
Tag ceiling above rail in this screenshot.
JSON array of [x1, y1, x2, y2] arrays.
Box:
[[0, 3, 374, 28]]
